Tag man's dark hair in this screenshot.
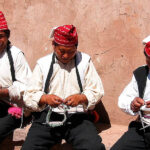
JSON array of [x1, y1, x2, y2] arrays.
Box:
[[144, 50, 149, 58], [3, 29, 10, 38]]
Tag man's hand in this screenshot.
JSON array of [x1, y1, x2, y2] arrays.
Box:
[[64, 94, 88, 107], [145, 101, 150, 108], [131, 97, 145, 112], [0, 88, 9, 98], [39, 94, 63, 107]]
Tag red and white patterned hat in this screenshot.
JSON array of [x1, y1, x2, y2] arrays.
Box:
[[145, 41, 150, 57], [53, 25, 78, 46], [0, 11, 8, 31]]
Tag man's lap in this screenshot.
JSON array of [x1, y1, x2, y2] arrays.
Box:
[[110, 121, 150, 150], [22, 113, 105, 150]]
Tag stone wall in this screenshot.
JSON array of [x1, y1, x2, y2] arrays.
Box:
[[1, 0, 150, 125]]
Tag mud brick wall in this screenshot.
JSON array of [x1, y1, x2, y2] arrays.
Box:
[[1, 0, 150, 125]]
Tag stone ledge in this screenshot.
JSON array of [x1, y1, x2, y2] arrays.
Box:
[[0, 123, 128, 150]]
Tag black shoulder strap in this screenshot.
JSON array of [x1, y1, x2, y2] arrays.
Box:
[[44, 53, 55, 94], [6, 42, 16, 82], [133, 65, 149, 98], [75, 55, 83, 93], [44, 53, 83, 94]]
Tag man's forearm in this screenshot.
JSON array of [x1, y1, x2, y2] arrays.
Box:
[[80, 94, 88, 105], [0, 88, 9, 98], [39, 94, 47, 106]]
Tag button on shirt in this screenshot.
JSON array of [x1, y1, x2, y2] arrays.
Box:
[[118, 69, 150, 116]]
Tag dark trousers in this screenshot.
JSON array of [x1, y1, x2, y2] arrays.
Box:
[[110, 121, 150, 150], [0, 102, 21, 143], [21, 112, 105, 150]]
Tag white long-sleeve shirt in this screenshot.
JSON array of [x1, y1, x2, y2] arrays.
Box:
[[24, 51, 104, 113], [118, 68, 150, 116], [0, 45, 32, 104]]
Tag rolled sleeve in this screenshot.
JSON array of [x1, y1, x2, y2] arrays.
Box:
[[118, 75, 139, 116], [23, 64, 46, 112], [82, 60, 104, 110], [8, 82, 25, 100], [9, 52, 32, 102], [24, 90, 45, 112]]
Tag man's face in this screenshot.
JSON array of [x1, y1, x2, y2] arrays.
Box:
[[54, 44, 77, 64], [0, 31, 8, 54]]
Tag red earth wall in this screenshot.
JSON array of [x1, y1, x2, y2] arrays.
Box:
[[1, 0, 150, 125]]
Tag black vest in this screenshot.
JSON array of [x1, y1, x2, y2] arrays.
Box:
[[133, 65, 149, 99]]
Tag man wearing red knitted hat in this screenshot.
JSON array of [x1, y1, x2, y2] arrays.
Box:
[[0, 11, 32, 145], [22, 25, 105, 150], [111, 37, 150, 150]]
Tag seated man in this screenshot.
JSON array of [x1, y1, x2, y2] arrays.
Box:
[[22, 25, 105, 150], [111, 36, 150, 150], [0, 11, 32, 143]]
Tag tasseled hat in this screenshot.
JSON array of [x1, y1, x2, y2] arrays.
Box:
[[0, 11, 8, 31], [50, 25, 78, 46]]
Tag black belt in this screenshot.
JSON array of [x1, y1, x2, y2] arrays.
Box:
[[32, 110, 93, 125]]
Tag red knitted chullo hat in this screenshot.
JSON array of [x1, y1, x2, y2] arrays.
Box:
[[0, 11, 8, 31], [145, 41, 150, 57], [54, 25, 78, 46]]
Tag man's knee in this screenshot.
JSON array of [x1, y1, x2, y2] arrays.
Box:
[[87, 140, 105, 150], [73, 138, 105, 150]]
